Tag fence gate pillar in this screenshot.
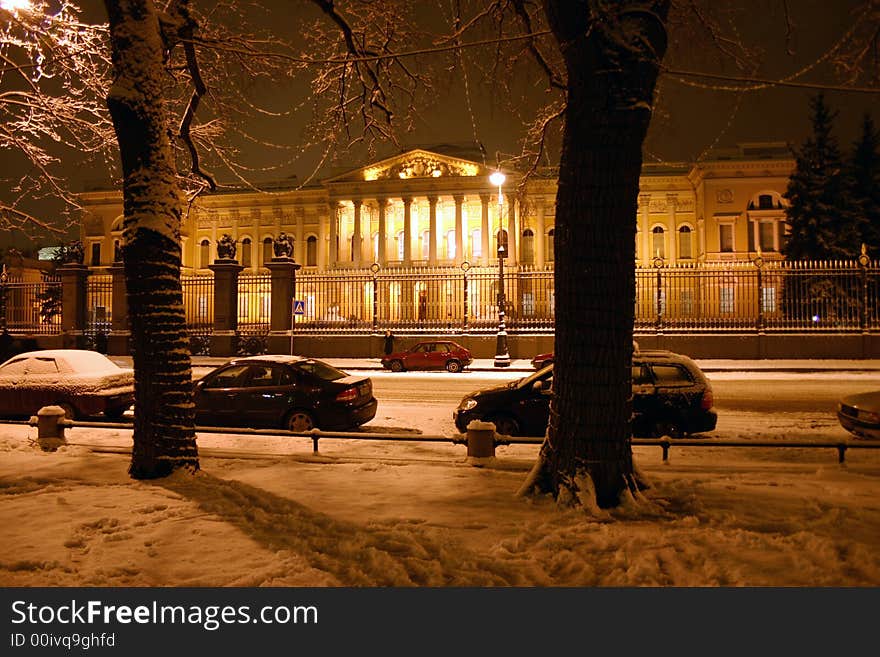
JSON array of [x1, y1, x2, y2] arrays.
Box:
[[58, 263, 89, 349], [265, 256, 301, 355], [208, 259, 244, 356], [107, 263, 130, 355]]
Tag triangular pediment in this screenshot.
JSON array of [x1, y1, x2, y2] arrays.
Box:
[[325, 149, 492, 183]]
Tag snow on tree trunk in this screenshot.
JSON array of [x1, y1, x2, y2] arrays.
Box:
[[523, 0, 669, 508], [103, 0, 198, 478]]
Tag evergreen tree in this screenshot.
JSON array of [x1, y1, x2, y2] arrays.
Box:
[[783, 94, 860, 261], [848, 113, 880, 257]]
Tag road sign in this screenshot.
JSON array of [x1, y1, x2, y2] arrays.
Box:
[[292, 299, 305, 315]]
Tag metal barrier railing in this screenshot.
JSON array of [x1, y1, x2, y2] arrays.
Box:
[[19, 418, 880, 465]]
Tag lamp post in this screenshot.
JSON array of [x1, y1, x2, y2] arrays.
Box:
[[489, 171, 510, 367]]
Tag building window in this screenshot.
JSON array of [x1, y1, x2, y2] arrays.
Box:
[[680, 289, 694, 315], [758, 194, 774, 210], [762, 287, 777, 313], [720, 286, 735, 314], [759, 221, 776, 252], [421, 229, 430, 260], [521, 228, 534, 264], [678, 226, 692, 259], [90, 243, 101, 267], [471, 229, 482, 259], [397, 230, 405, 261], [262, 237, 273, 265], [241, 238, 252, 268], [547, 228, 555, 262], [495, 229, 508, 257], [306, 236, 317, 266], [652, 226, 665, 259], [351, 234, 358, 262], [373, 233, 379, 263], [719, 224, 734, 252], [446, 230, 456, 260], [199, 239, 210, 269]]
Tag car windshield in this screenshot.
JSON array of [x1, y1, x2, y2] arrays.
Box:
[[515, 365, 552, 389], [295, 359, 347, 381]]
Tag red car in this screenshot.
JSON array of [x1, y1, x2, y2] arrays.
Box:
[[531, 352, 554, 370], [381, 340, 473, 373]]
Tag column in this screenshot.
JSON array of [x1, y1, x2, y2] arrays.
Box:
[[428, 196, 438, 266], [265, 255, 302, 354], [402, 197, 413, 266], [317, 214, 327, 270], [480, 194, 490, 267], [107, 263, 129, 356], [58, 263, 89, 350], [507, 197, 518, 266], [667, 194, 677, 262], [352, 199, 363, 268], [208, 259, 244, 357], [535, 199, 546, 268], [377, 198, 388, 265], [640, 195, 651, 266], [453, 195, 464, 265], [295, 211, 305, 264], [328, 202, 338, 268]]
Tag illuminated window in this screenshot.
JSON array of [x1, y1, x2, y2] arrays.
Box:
[[652, 226, 665, 258]]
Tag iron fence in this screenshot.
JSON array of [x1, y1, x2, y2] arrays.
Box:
[[3, 259, 878, 343]]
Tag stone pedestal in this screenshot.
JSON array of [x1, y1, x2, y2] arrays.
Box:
[[208, 259, 243, 356], [58, 263, 89, 350], [265, 257, 301, 354]]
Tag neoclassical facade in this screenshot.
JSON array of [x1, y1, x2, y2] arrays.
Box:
[[79, 143, 794, 271]]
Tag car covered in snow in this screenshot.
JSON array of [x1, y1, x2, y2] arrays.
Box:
[[0, 349, 134, 420], [837, 390, 880, 440]]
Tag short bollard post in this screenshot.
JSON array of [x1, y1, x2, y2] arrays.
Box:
[[31, 406, 71, 452], [466, 420, 496, 459]]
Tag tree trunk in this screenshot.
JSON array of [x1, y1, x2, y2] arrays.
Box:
[[524, 0, 669, 508], [104, 0, 199, 478]]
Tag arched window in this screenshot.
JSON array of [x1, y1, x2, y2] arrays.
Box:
[[446, 230, 456, 260], [546, 228, 555, 262], [241, 238, 252, 268], [199, 239, 210, 269], [90, 243, 101, 267], [652, 226, 666, 259], [421, 229, 430, 260], [678, 226, 692, 259], [306, 235, 317, 266], [521, 228, 535, 264], [262, 236, 273, 265], [396, 230, 405, 261], [373, 233, 379, 263], [471, 229, 482, 259]]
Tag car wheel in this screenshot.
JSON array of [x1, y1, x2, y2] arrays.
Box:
[[445, 360, 462, 373], [651, 418, 682, 438], [57, 403, 77, 421], [285, 410, 316, 432], [104, 405, 128, 421], [489, 415, 519, 437], [389, 360, 404, 372]]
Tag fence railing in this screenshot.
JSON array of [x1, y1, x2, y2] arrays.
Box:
[[2, 259, 878, 341]]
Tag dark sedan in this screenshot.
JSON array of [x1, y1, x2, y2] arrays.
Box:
[[193, 355, 377, 431], [837, 390, 880, 440], [454, 350, 717, 438]]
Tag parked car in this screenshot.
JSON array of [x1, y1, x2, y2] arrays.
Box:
[[0, 349, 134, 420], [381, 340, 473, 373], [193, 355, 378, 432], [454, 349, 717, 437], [837, 390, 880, 440], [531, 352, 554, 369]]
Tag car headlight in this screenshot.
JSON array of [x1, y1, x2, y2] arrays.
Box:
[[460, 398, 477, 411]]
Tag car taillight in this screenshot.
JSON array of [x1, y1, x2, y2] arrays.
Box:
[[335, 387, 358, 403], [701, 390, 714, 410]]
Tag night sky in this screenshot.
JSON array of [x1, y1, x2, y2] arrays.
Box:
[[1, 1, 876, 248]]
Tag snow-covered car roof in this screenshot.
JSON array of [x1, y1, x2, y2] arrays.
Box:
[[0, 349, 129, 374]]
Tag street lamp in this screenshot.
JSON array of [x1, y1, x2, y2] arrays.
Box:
[[489, 171, 510, 367]]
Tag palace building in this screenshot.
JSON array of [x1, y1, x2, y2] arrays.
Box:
[[78, 142, 794, 273]]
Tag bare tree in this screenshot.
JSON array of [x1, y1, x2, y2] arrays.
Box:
[[0, 0, 112, 235]]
